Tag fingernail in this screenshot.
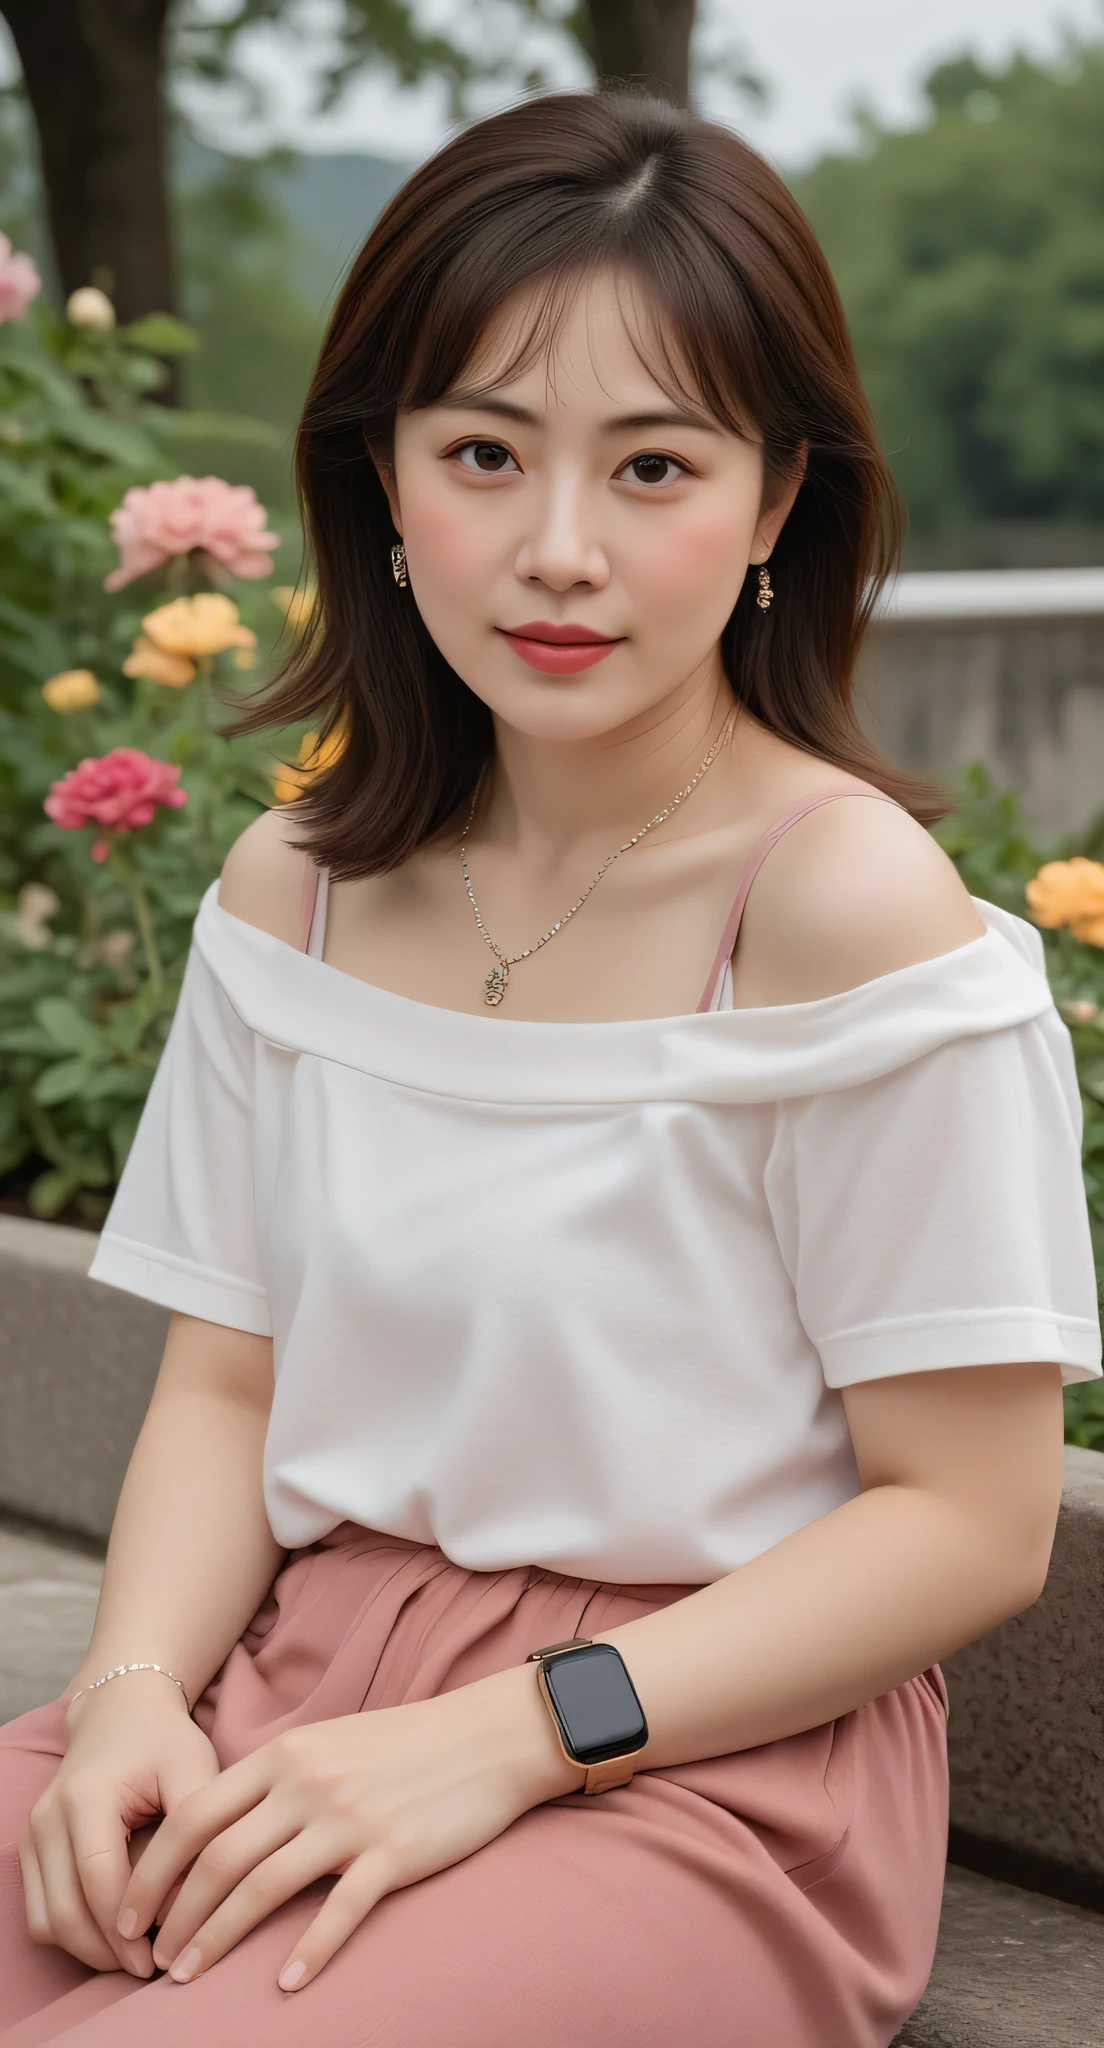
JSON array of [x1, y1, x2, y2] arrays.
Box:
[[278, 1959, 306, 1991], [170, 1946, 202, 1983], [130, 1954, 155, 1980], [152, 1949, 170, 1972], [118, 1910, 139, 1939]]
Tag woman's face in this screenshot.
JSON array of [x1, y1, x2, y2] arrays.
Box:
[[385, 271, 798, 745]]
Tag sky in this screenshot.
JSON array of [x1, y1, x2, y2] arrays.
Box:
[[177, 0, 1104, 170]]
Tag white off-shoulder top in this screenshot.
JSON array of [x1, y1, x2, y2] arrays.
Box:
[[89, 793, 1101, 1584]]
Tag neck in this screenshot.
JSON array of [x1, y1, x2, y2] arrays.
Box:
[[479, 659, 738, 858]]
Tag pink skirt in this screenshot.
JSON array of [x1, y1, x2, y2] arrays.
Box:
[[0, 1524, 948, 2046]]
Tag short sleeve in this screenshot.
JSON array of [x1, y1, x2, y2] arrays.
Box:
[[764, 1012, 1101, 1388], [88, 942, 271, 1335]]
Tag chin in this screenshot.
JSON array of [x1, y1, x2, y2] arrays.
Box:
[[465, 663, 664, 745]]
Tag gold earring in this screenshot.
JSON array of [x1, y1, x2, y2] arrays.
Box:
[[390, 542, 408, 588], [756, 564, 774, 611]]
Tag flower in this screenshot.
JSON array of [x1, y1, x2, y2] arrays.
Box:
[[104, 477, 280, 591], [1025, 857, 1104, 946], [271, 727, 346, 803], [44, 748, 187, 860], [0, 235, 41, 323], [66, 285, 115, 331], [141, 592, 257, 660], [123, 638, 196, 687], [272, 584, 318, 632], [15, 883, 59, 950], [1063, 999, 1100, 1026], [41, 668, 101, 712]]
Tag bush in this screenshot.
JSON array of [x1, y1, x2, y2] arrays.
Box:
[[0, 270, 303, 1224], [933, 768, 1104, 1449]]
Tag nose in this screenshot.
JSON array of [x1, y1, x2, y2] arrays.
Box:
[[514, 474, 610, 593]]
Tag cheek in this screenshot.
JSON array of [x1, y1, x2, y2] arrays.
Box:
[[402, 490, 502, 606], [627, 502, 753, 629]]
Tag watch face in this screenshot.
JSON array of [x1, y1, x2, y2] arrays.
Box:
[[543, 1644, 648, 1767]]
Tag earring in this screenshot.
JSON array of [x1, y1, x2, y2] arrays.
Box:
[[390, 542, 408, 589], [756, 565, 774, 611]]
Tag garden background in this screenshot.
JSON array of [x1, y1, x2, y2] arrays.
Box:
[[1, 3, 1103, 1449]]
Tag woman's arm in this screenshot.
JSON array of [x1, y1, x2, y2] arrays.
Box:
[[64, 1310, 284, 1713], [22, 1312, 282, 1980], [590, 1356, 1064, 1767]]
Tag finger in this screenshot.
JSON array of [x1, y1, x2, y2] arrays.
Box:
[[120, 1754, 269, 1937], [277, 1852, 392, 1992], [70, 1809, 155, 1978], [150, 1803, 299, 1968], [30, 1814, 125, 1974], [160, 1832, 340, 1983], [17, 1830, 50, 1946]]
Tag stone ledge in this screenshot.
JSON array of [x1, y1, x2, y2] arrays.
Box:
[[892, 1866, 1104, 2047], [941, 1447, 1104, 1900], [0, 1215, 167, 1542]]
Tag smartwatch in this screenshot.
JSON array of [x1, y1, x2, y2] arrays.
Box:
[[526, 1638, 649, 1794]]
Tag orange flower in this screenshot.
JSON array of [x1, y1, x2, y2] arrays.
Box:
[[123, 636, 196, 687], [1025, 857, 1104, 947], [270, 726, 346, 803], [42, 668, 101, 711], [142, 593, 257, 660]]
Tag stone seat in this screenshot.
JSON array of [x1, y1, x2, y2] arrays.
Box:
[[1, 1215, 1102, 2043]]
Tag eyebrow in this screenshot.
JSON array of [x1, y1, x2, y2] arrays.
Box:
[[439, 395, 721, 435]]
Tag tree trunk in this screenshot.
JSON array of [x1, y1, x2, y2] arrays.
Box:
[[1, 0, 175, 323], [586, 0, 696, 108]]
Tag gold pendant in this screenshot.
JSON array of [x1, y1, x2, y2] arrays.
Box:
[[484, 961, 509, 1007]]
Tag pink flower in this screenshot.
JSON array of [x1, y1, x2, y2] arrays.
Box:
[[0, 234, 42, 323], [44, 749, 187, 860], [104, 476, 280, 591]]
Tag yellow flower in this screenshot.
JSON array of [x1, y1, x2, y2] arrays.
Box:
[[123, 636, 197, 687], [42, 668, 101, 711], [271, 726, 346, 803], [142, 592, 258, 660], [272, 584, 317, 633], [1025, 858, 1104, 946]]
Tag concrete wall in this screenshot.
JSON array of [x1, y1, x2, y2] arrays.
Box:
[[856, 570, 1104, 839]]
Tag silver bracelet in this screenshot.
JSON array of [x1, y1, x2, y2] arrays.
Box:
[[68, 1662, 189, 1712]]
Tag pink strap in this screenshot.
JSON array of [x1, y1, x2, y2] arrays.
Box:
[[696, 788, 901, 1013], [299, 856, 320, 954]]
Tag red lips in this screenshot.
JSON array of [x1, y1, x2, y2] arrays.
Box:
[[497, 620, 624, 675]]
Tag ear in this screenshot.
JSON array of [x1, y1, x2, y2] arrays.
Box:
[[751, 441, 808, 563], [368, 442, 402, 536]]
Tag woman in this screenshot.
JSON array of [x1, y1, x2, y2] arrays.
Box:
[[1, 90, 1098, 2048]]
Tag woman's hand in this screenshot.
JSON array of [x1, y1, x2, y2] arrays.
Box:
[[19, 1677, 220, 1978], [118, 1665, 579, 1992]]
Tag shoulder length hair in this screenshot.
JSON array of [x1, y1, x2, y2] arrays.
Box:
[[233, 90, 944, 878]]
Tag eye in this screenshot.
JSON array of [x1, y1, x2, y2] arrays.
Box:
[[617, 453, 687, 487], [454, 440, 519, 475]]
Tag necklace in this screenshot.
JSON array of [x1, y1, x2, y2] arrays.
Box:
[[460, 704, 739, 1007]]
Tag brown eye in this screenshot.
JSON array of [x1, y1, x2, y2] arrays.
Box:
[[620, 453, 685, 486], [457, 440, 517, 474]]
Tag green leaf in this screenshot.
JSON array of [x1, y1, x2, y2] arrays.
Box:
[[33, 1057, 95, 1105], [27, 1167, 81, 1218], [120, 314, 201, 356], [140, 406, 283, 448], [35, 998, 107, 1058]]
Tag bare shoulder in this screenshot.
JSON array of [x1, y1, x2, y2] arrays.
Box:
[[730, 791, 987, 1008], [218, 805, 312, 948]]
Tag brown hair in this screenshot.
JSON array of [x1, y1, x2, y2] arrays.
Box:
[[235, 90, 945, 877]]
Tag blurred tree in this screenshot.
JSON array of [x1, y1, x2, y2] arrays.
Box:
[[0, 0, 718, 338], [1, 2, 176, 322], [797, 41, 1104, 537]]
